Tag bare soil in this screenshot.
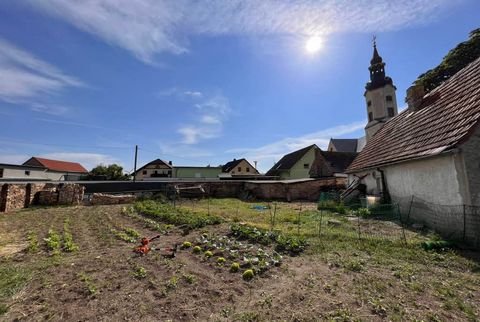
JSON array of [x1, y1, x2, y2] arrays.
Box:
[[0, 203, 479, 321]]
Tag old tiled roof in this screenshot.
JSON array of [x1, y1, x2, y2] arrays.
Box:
[[265, 145, 316, 176], [310, 149, 357, 177], [24, 157, 88, 173], [321, 151, 358, 173], [348, 57, 480, 173], [135, 159, 172, 174], [330, 139, 358, 152], [222, 159, 244, 172]]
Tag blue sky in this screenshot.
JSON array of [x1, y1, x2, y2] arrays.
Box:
[[0, 0, 479, 173]]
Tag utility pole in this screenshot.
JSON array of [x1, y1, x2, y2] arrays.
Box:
[[133, 145, 138, 182]]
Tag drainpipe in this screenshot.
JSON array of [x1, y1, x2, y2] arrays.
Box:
[[377, 168, 391, 204]]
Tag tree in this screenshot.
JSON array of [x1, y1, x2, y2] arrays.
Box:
[[89, 164, 130, 180], [415, 28, 480, 93]]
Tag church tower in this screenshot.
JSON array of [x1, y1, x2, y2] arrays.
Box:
[[364, 39, 398, 141]]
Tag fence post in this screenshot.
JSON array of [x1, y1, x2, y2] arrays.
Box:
[[357, 212, 361, 241], [406, 195, 414, 224], [297, 203, 302, 236], [398, 203, 407, 246]]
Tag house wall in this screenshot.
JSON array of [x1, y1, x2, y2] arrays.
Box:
[[0, 167, 49, 180], [351, 153, 466, 205], [460, 124, 480, 206], [228, 160, 258, 175], [173, 167, 222, 179], [280, 147, 316, 180], [135, 165, 172, 181]]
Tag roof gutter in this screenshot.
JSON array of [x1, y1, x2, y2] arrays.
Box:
[[346, 148, 459, 174]]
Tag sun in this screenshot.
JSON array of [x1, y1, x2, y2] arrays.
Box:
[[305, 36, 323, 54]]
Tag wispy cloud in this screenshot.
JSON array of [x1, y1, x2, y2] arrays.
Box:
[[178, 94, 231, 144], [0, 38, 83, 113], [227, 121, 365, 172], [29, 0, 453, 63]]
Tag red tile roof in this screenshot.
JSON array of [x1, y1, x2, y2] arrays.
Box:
[[23, 157, 88, 173], [348, 57, 480, 173]]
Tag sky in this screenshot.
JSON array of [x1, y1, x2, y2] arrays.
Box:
[[0, 0, 479, 173]]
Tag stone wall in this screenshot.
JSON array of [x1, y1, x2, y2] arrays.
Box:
[[90, 193, 136, 205]]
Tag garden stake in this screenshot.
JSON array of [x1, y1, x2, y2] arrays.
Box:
[[297, 204, 302, 236]]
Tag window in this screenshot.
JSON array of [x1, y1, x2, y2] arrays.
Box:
[[303, 163, 309, 169], [25, 170, 30, 176], [368, 112, 373, 122], [246, 167, 250, 172], [237, 167, 241, 172], [388, 107, 394, 117], [386, 95, 393, 102], [0, 169, 3, 178], [142, 170, 147, 175], [367, 100, 372, 107]]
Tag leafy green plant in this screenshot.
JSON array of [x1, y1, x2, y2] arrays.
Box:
[[44, 229, 61, 254], [133, 266, 147, 279], [123, 227, 140, 239], [275, 235, 307, 256], [78, 272, 97, 296], [110, 228, 137, 243], [230, 262, 240, 273], [134, 200, 222, 230], [63, 231, 79, 252], [242, 269, 254, 281], [230, 223, 278, 245], [26, 231, 39, 253], [204, 250, 213, 258], [166, 275, 178, 290], [182, 274, 196, 284], [217, 257, 226, 265], [357, 208, 371, 218], [181, 241, 192, 249], [192, 246, 202, 254]]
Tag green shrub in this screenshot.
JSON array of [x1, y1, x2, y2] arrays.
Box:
[[192, 246, 202, 254], [242, 269, 254, 281], [217, 257, 226, 264], [335, 203, 347, 215], [230, 262, 240, 272], [181, 241, 192, 249]]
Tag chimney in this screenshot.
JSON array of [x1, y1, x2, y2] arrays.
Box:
[[168, 161, 172, 166], [406, 84, 425, 112]]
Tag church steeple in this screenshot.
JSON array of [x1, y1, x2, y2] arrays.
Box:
[[366, 38, 392, 91], [364, 37, 398, 141]]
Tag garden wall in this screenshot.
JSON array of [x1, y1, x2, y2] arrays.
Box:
[[0, 183, 85, 213]]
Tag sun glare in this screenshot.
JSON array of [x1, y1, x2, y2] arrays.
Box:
[[305, 36, 323, 54]]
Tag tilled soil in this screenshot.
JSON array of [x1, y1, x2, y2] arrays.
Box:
[[0, 204, 479, 321]]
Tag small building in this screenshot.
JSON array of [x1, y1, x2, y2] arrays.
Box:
[[266, 144, 357, 180], [0, 157, 88, 181], [173, 166, 222, 179], [221, 158, 259, 176], [134, 159, 172, 181]]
